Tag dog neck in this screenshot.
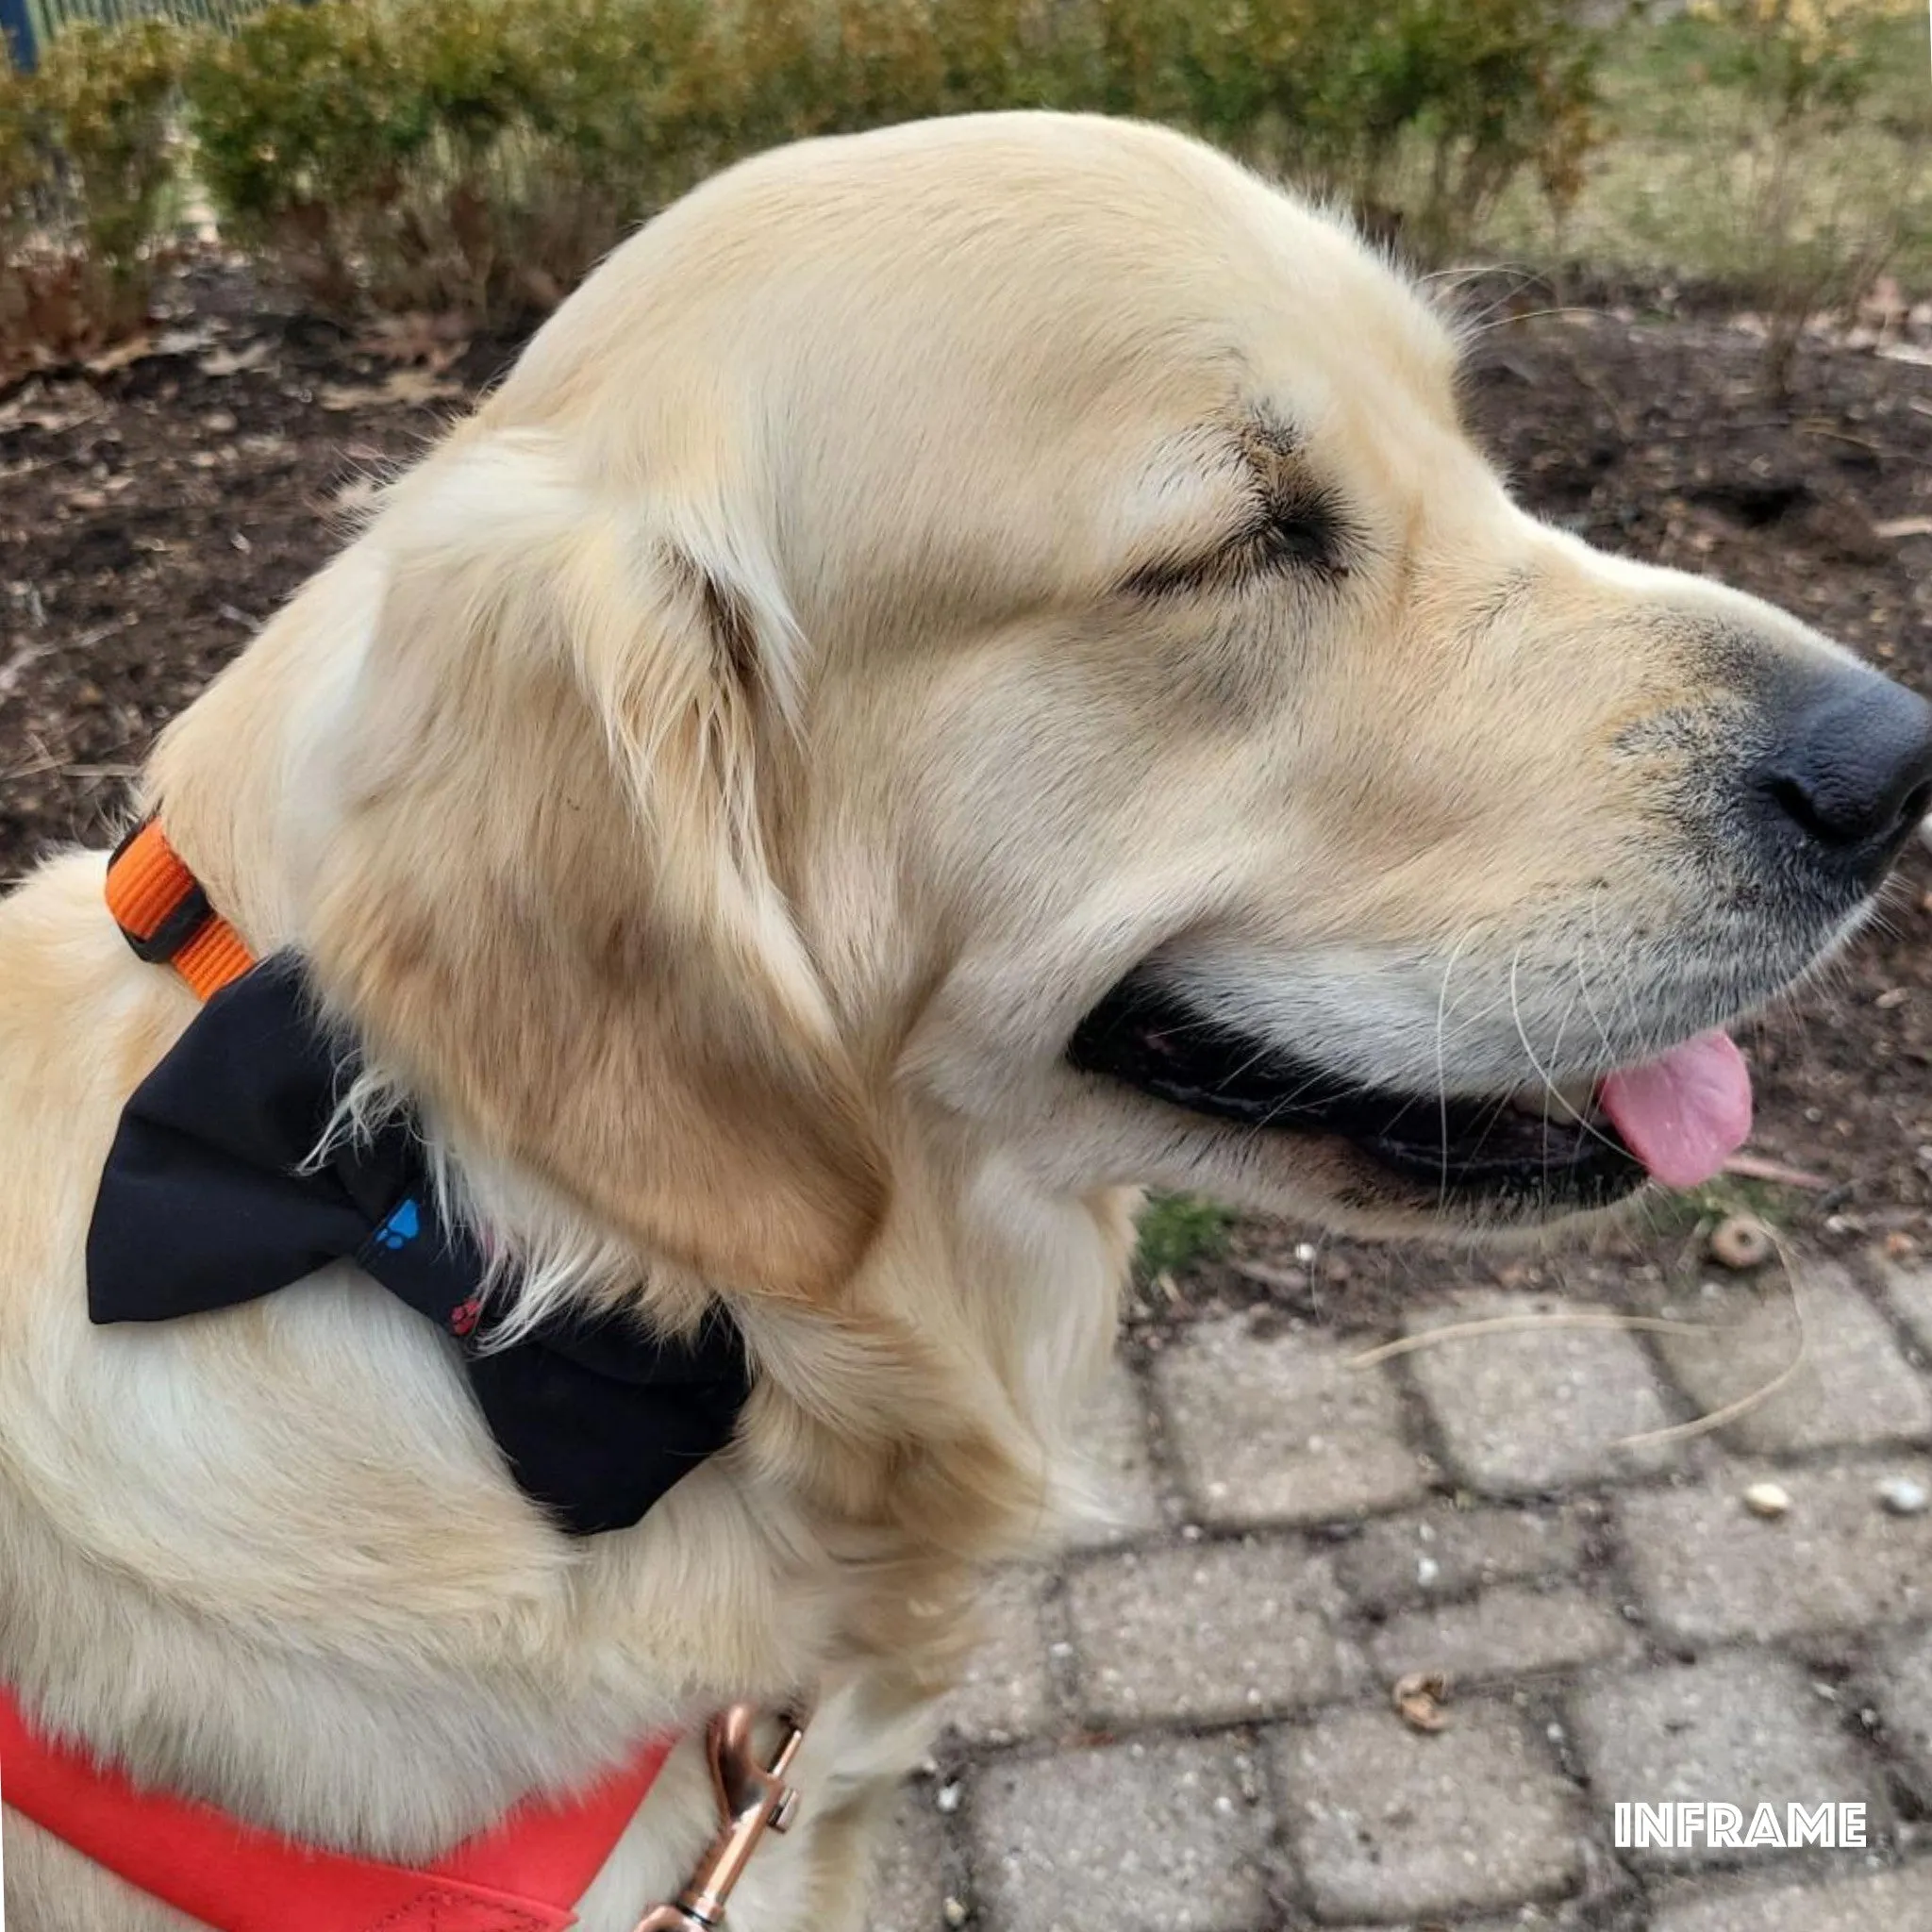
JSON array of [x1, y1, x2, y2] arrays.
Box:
[[138, 540, 1133, 1582], [146, 545, 393, 958]]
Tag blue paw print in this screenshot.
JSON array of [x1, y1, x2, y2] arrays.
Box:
[[374, 1198, 422, 1251]]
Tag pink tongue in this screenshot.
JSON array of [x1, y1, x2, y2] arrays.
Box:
[[1598, 1031, 1753, 1189]]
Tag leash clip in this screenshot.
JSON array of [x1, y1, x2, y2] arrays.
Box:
[[631, 1704, 809, 1932]]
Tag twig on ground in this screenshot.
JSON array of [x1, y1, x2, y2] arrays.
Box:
[[1348, 1238, 1814, 1455], [1616, 1231, 1810, 1449], [1722, 1152, 1829, 1190], [1347, 1310, 1712, 1369]]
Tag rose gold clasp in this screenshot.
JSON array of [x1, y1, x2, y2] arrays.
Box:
[[631, 1705, 810, 1932]]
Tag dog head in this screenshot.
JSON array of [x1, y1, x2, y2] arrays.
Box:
[[291, 114, 1932, 1291]]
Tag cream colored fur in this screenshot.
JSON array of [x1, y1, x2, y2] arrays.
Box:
[[0, 114, 1874, 1929]]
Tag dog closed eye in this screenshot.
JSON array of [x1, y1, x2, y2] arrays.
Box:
[[1122, 431, 1357, 597]]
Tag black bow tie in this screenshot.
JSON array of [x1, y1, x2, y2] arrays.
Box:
[[87, 955, 750, 1536]]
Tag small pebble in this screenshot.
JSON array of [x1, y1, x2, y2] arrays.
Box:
[[1743, 1481, 1791, 1519], [942, 1898, 969, 1927], [1708, 1214, 1774, 1270], [935, 1780, 962, 1814], [1878, 1475, 1929, 1516]]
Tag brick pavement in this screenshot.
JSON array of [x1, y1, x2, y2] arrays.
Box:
[[869, 1254, 1932, 1930]]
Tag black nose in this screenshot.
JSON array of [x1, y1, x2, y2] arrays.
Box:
[[1759, 668, 1932, 881]]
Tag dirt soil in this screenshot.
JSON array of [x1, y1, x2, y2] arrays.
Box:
[[5, 265, 1932, 1326]]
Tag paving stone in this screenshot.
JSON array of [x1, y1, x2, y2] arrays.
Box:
[[1653, 1265, 1932, 1454], [1320, 1919, 1583, 1932], [941, 1569, 1055, 1745], [1877, 1257, 1932, 1355], [1270, 1700, 1584, 1921], [1449, 1915, 1592, 1931], [1153, 1315, 1425, 1527], [1619, 1457, 1932, 1642], [871, 1786, 954, 1932], [1333, 1501, 1591, 1614], [1065, 1361, 1165, 1551], [1365, 1581, 1634, 1683], [1401, 1292, 1679, 1493], [1066, 1536, 1360, 1726], [971, 1734, 1271, 1932], [1570, 1652, 1883, 1871], [1877, 1625, 1932, 1793], [1429, 1915, 1593, 1931], [1649, 1864, 1932, 1932]]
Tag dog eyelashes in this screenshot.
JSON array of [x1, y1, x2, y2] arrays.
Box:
[[1124, 481, 1356, 599], [1249, 482, 1355, 580]]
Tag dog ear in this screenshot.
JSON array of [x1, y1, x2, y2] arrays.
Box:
[[304, 434, 886, 1303]]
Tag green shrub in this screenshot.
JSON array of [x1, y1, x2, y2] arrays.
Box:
[[187, 1, 451, 309], [1676, 0, 1928, 389], [0, 59, 43, 242], [516, 0, 725, 211], [0, 20, 186, 375], [1350, 0, 1603, 249], [931, 0, 1087, 115], [37, 18, 187, 301], [188, 0, 730, 316], [1687, 0, 1914, 119], [9, 0, 1612, 331], [1104, 0, 1602, 251], [728, 0, 937, 147], [1470, 2, 1930, 348], [0, 62, 55, 376]]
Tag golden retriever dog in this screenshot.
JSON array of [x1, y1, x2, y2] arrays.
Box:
[[5, 112, 1931, 1932]]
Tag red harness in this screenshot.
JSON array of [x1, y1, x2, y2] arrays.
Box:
[[0, 824, 682, 1927], [0, 1681, 672, 1931]]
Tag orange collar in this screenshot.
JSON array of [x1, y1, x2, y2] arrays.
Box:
[[0, 820, 675, 1927], [104, 817, 257, 998], [0, 1681, 673, 1932]]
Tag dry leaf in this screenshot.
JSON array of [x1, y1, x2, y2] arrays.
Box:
[[1392, 1671, 1449, 1733], [317, 383, 388, 412], [318, 369, 462, 411], [81, 334, 153, 375], [82, 325, 214, 375], [198, 341, 273, 378], [0, 383, 104, 437], [379, 367, 463, 406], [357, 311, 470, 374]]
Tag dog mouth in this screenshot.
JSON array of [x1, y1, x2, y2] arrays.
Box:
[[1068, 974, 1754, 1216]]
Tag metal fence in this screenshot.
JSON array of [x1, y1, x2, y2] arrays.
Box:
[[3, 0, 289, 72]]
